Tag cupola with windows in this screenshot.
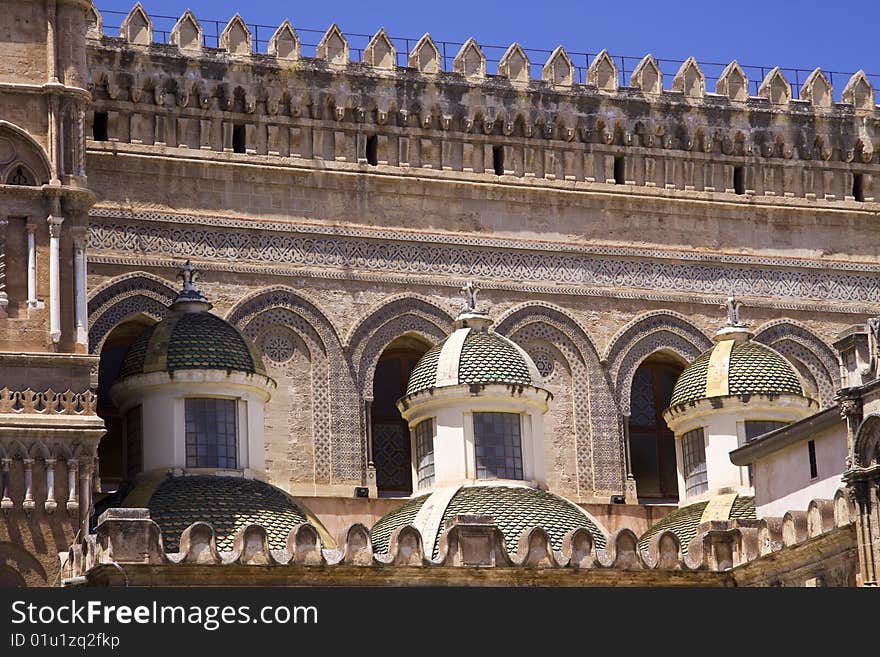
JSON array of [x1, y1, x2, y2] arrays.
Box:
[[109, 262, 277, 479], [373, 282, 607, 555], [662, 297, 818, 505]]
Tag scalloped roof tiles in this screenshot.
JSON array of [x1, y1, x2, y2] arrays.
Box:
[[637, 495, 756, 555], [405, 330, 536, 396], [369, 494, 429, 554], [371, 486, 606, 558], [669, 340, 803, 407], [435, 486, 606, 558], [136, 475, 308, 552], [119, 310, 265, 379]]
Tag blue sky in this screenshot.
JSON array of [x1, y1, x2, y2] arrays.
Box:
[[95, 0, 878, 93]]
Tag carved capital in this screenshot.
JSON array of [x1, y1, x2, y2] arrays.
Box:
[[47, 215, 64, 238], [839, 395, 863, 419]]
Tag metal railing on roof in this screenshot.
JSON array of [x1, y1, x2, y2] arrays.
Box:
[[96, 8, 877, 101]]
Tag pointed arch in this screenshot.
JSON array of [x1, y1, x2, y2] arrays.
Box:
[[453, 38, 486, 79], [587, 49, 618, 92], [498, 43, 530, 84], [672, 57, 705, 99], [801, 68, 833, 108], [408, 33, 441, 74], [169, 9, 202, 52], [317, 24, 349, 66], [87, 272, 177, 355], [120, 3, 151, 45], [716, 61, 749, 102], [220, 14, 252, 56], [854, 414, 880, 467], [345, 294, 455, 397], [753, 319, 838, 408], [603, 311, 713, 415], [842, 71, 874, 110], [543, 47, 574, 87], [495, 302, 623, 498], [0, 121, 51, 185], [268, 20, 300, 61], [759, 67, 791, 105], [631, 54, 662, 94], [363, 28, 395, 68], [226, 287, 359, 484]]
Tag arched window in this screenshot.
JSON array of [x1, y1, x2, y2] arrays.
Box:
[[628, 356, 683, 501], [96, 317, 156, 488], [6, 164, 35, 186], [371, 337, 429, 496]]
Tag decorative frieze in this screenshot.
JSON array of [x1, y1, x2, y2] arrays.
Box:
[[87, 214, 880, 313]]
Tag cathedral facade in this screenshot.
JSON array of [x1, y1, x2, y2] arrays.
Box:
[[0, 1, 878, 587]]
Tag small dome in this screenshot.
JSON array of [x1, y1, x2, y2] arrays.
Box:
[[119, 309, 266, 379], [406, 328, 542, 396], [669, 340, 802, 408], [638, 495, 755, 555], [371, 485, 607, 558], [122, 475, 312, 551]]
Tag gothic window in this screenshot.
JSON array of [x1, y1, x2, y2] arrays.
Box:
[[473, 412, 523, 480], [681, 427, 708, 497], [414, 418, 435, 490], [371, 341, 428, 496], [184, 398, 238, 468], [628, 358, 682, 501], [7, 165, 34, 186]]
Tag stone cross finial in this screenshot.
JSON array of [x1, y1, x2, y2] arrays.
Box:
[[173, 260, 209, 308], [178, 260, 198, 292], [723, 295, 745, 327], [460, 280, 479, 312]]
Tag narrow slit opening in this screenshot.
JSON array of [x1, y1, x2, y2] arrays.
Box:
[[232, 124, 246, 154], [492, 146, 504, 176], [366, 135, 378, 166]]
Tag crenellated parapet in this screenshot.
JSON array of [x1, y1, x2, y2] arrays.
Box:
[[83, 7, 879, 205], [63, 492, 858, 586]]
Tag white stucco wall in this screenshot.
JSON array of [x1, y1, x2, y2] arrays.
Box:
[[400, 383, 550, 493], [666, 394, 816, 506], [753, 423, 847, 518]]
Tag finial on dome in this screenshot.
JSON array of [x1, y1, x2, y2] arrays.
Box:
[[460, 280, 479, 312], [714, 294, 752, 342], [454, 280, 492, 331], [172, 260, 212, 312]]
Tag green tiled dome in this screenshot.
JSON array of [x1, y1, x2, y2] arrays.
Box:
[[372, 485, 606, 559], [119, 310, 266, 379], [637, 495, 756, 556], [669, 340, 803, 408], [370, 494, 430, 554], [126, 475, 309, 552], [406, 329, 539, 396]]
